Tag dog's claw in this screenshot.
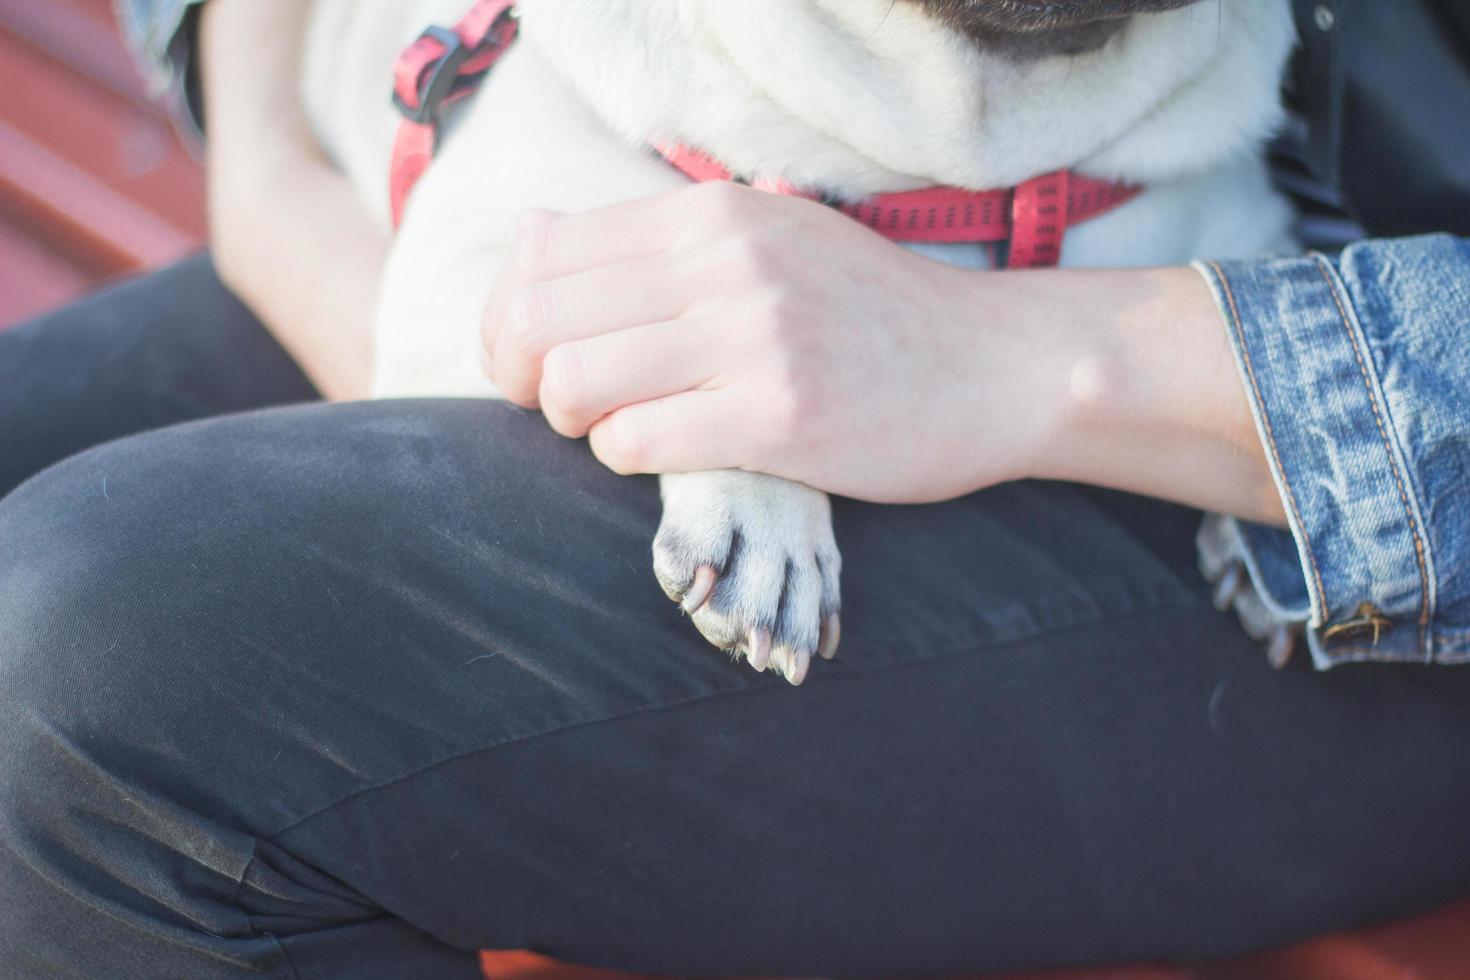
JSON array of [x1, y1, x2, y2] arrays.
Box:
[[681, 565, 718, 614], [783, 649, 810, 686], [819, 614, 841, 660], [655, 471, 840, 686], [747, 628, 772, 671], [771, 644, 789, 679]]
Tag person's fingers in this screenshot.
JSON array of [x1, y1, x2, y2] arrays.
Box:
[[480, 259, 525, 382], [587, 389, 755, 476], [539, 318, 722, 438], [513, 181, 759, 281], [486, 255, 699, 407]]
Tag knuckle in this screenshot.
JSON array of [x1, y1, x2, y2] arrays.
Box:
[[693, 181, 754, 231], [764, 286, 803, 327], [600, 417, 647, 473], [697, 179, 742, 210], [751, 286, 800, 345], [503, 285, 551, 353], [540, 344, 589, 415], [726, 234, 780, 286]]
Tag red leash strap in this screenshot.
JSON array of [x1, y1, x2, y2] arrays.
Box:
[[390, 1, 1142, 266], [390, 0, 519, 227]]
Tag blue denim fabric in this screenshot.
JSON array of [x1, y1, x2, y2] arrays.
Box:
[[114, 0, 206, 137], [1196, 235, 1470, 669]]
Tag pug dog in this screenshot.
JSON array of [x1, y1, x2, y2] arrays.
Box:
[[300, 0, 1297, 684]]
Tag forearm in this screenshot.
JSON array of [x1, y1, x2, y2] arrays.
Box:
[[1014, 266, 1288, 525], [1007, 237, 1470, 668], [199, 0, 384, 401]]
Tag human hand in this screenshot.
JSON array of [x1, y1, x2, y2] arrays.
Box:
[[481, 181, 1060, 503], [482, 180, 1282, 522]]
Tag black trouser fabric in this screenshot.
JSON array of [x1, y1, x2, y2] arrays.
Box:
[[2, 258, 1469, 979]]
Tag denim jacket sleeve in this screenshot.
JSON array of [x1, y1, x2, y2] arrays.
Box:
[[114, 0, 208, 139], [1194, 234, 1470, 670]]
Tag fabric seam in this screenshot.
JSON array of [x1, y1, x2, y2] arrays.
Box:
[[1313, 257, 1433, 659], [210, 839, 305, 978], [4, 831, 296, 977], [1205, 260, 1329, 624]]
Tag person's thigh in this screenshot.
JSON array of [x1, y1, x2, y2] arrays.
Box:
[[0, 254, 318, 499], [2, 401, 1468, 978]]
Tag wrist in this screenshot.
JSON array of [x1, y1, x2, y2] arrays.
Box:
[[1024, 266, 1286, 523]]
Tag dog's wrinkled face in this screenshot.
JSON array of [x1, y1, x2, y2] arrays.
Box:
[[902, 0, 1207, 58]]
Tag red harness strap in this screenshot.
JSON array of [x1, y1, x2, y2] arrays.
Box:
[[657, 144, 1139, 265], [390, 0, 520, 228], [389, 0, 1142, 268]]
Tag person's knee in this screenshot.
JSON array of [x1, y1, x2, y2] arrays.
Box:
[[0, 421, 281, 824], [0, 431, 311, 954], [0, 422, 224, 689], [0, 400, 522, 833], [0, 431, 206, 824]]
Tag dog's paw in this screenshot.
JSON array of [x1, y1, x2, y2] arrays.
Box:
[[654, 471, 841, 685]]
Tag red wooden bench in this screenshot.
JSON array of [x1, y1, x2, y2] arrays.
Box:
[[0, 0, 204, 328], [480, 895, 1470, 978]]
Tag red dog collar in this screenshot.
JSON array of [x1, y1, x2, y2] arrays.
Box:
[[389, 0, 1142, 268]]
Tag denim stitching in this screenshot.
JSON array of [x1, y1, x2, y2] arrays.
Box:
[[1325, 643, 1468, 662], [1207, 261, 1328, 624], [1314, 258, 1433, 657]]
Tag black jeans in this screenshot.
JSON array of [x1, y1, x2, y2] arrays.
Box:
[[2, 257, 1470, 979]]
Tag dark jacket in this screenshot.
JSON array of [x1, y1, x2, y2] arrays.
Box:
[[1292, 0, 1470, 236]]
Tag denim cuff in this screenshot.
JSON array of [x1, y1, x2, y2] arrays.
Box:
[[114, 0, 207, 140], [1194, 241, 1467, 669]]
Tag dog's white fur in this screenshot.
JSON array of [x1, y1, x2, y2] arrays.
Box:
[[301, 0, 1297, 681]]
